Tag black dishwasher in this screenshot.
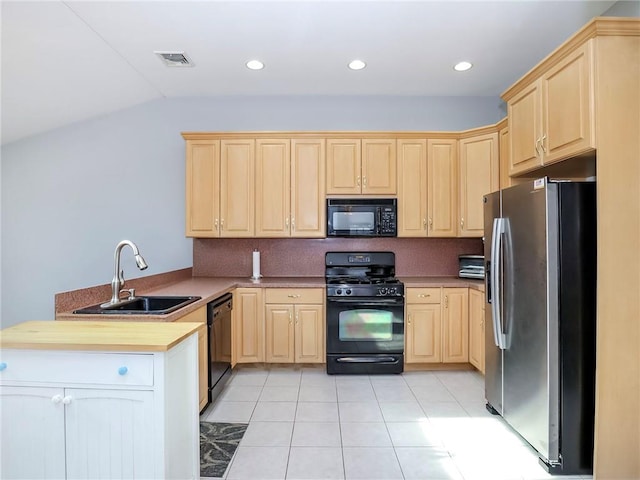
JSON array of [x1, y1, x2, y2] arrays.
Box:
[[207, 293, 233, 404]]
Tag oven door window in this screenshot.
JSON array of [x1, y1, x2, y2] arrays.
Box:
[[326, 299, 404, 354], [339, 309, 393, 341]]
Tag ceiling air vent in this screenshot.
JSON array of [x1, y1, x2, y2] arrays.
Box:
[[155, 51, 194, 67]]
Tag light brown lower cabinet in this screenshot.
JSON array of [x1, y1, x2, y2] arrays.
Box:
[[174, 305, 208, 411], [468, 288, 485, 374], [265, 288, 324, 364], [405, 287, 469, 364], [232, 288, 264, 364]]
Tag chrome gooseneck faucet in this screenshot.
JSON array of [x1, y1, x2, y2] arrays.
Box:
[[101, 240, 148, 308]]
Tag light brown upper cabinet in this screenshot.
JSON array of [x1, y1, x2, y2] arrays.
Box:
[[326, 139, 396, 195], [255, 139, 326, 238], [397, 139, 428, 237], [255, 139, 291, 237], [427, 139, 458, 237], [291, 139, 326, 237], [498, 123, 513, 190], [185, 139, 220, 237], [458, 132, 499, 237], [506, 41, 595, 176], [220, 139, 255, 237]]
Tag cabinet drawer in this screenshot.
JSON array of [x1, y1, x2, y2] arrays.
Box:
[[265, 288, 324, 304], [0, 350, 154, 387], [407, 288, 442, 304]]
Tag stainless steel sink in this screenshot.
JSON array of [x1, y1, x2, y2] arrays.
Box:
[[73, 296, 201, 315]]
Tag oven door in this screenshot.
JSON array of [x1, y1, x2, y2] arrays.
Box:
[[326, 296, 404, 354]]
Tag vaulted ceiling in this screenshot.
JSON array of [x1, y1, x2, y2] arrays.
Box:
[[1, 1, 618, 145]]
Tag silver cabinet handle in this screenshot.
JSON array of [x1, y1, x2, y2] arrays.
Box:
[[460, 218, 464, 229], [535, 138, 541, 157], [356, 176, 361, 186], [540, 134, 547, 153], [291, 218, 295, 230], [428, 218, 433, 230], [285, 218, 289, 230], [363, 176, 367, 187], [287, 294, 301, 298], [417, 294, 430, 298]]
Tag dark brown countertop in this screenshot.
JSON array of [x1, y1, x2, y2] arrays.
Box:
[[56, 275, 484, 322]]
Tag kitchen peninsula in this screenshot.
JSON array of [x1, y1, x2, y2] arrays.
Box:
[[0, 321, 201, 480]]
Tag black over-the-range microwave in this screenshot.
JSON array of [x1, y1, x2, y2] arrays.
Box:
[[326, 198, 397, 237]]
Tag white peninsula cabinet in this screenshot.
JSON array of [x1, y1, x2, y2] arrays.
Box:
[[0, 321, 201, 480]]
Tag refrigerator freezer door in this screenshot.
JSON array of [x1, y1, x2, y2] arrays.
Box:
[[483, 190, 503, 415], [501, 180, 559, 464]]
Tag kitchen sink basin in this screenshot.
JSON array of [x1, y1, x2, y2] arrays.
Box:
[[73, 296, 201, 315]]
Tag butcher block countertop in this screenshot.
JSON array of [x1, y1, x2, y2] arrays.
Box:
[[0, 320, 201, 352]]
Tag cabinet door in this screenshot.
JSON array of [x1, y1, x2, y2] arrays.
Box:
[[499, 126, 512, 190], [362, 139, 397, 194], [459, 133, 499, 237], [468, 288, 485, 374], [442, 288, 469, 363], [0, 386, 66, 480], [294, 304, 324, 363], [186, 140, 220, 237], [397, 139, 427, 237], [256, 139, 291, 237], [405, 304, 442, 363], [220, 140, 255, 237], [65, 388, 155, 479], [326, 139, 361, 194], [291, 139, 326, 237], [265, 304, 295, 363], [175, 306, 208, 411], [508, 81, 543, 175], [427, 139, 458, 237], [542, 41, 595, 165], [233, 288, 264, 363]]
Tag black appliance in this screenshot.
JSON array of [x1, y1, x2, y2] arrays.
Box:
[[484, 179, 596, 474], [207, 293, 233, 408], [325, 252, 404, 374], [327, 198, 397, 237]]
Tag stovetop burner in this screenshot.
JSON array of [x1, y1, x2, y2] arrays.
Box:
[[325, 252, 404, 297], [326, 277, 401, 286]]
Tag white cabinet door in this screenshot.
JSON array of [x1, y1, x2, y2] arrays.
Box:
[[64, 389, 155, 480], [0, 386, 66, 480]]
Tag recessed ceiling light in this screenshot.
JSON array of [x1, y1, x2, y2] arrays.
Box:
[[348, 59, 366, 71], [454, 61, 473, 72], [246, 60, 265, 70], [155, 51, 194, 67]]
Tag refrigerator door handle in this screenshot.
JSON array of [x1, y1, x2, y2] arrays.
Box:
[[491, 218, 506, 349]]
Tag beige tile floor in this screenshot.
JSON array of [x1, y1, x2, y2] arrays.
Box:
[[200, 365, 594, 480]]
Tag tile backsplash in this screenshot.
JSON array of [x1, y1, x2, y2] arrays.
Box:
[[193, 238, 483, 277]]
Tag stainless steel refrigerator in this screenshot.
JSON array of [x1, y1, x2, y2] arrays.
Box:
[[483, 178, 596, 475]]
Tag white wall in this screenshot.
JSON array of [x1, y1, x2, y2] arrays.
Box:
[[1, 95, 503, 327]]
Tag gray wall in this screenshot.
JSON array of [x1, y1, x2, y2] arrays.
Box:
[[1, 95, 503, 328], [604, 0, 640, 17]]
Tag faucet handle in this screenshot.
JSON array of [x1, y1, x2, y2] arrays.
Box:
[[119, 288, 136, 300]]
